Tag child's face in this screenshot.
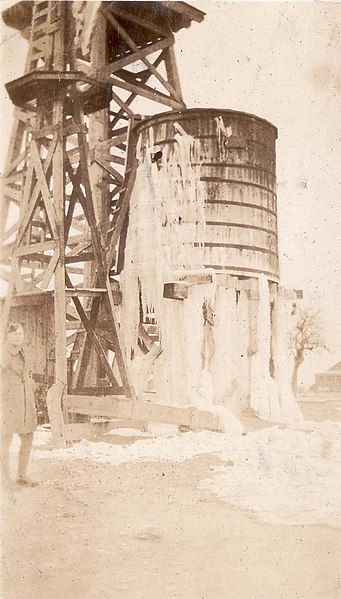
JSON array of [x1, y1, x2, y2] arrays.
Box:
[[7, 326, 24, 346]]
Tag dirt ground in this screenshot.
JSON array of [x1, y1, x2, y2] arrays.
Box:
[[2, 430, 341, 599]]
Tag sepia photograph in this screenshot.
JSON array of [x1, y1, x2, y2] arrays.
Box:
[[0, 1, 340, 597]]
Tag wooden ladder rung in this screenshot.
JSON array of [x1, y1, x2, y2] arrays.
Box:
[[33, 6, 51, 19], [32, 23, 59, 38]]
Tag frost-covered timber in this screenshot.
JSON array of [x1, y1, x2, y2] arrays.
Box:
[[122, 109, 301, 424]]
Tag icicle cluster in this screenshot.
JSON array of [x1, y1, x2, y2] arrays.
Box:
[[120, 120, 301, 426]]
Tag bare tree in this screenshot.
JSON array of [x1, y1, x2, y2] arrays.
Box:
[[289, 307, 328, 395]]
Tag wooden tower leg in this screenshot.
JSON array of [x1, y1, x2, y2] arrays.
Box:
[[53, 93, 67, 394]]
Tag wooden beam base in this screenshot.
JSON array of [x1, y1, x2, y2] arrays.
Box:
[[64, 395, 222, 433], [163, 281, 189, 300]]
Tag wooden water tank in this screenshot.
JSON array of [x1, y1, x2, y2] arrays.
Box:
[[136, 108, 279, 280]]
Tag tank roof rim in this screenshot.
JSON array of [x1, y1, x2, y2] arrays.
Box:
[[135, 108, 278, 137]]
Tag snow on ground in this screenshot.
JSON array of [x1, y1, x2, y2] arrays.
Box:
[[200, 424, 341, 529], [11, 420, 341, 529]]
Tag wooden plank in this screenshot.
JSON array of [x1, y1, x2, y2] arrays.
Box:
[[176, 271, 213, 285], [3, 171, 26, 185], [163, 46, 183, 101], [94, 133, 128, 154], [52, 1, 66, 70], [3, 166, 25, 187], [85, 10, 111, 390], [65, 231, 91, 249], [106, 275, 135, 397], [71, 310, 98, 387], [0, 258, 18, 336], [2, 117, 26, 178], [64, 288, 106, 297], [66, 332, 78, 346], [110, 76, 184, 110], [138, 323, 155, 352], [107, 154, 125, 166], [65, 395, 222, 432], [66, 240, 92, 258], [72, 296, 120, 389], [52, 85, 68, 397], [102, 10, 183, 104], [75, 58, 92, 75], [93, 157, 124, 184], [95, 330, 115, 351], [15, 240, 57, 256], [73, 101, 108, 277], [65, 273, 121, 390], [65, 252, 94, 264], [65, 159, 87, 204], [31, 21, 59, 37], [106, 156, 138, 268], [30, 141, 59, 239], [103, 36, 173, 75], [111, 90, 135, 118], [64, 193, 77, 243], [46, 382, 66, 447], [18, 135, 58, 244], [114, 116, 141, 273], [40, 248, 60, 290], [13, 108, 36, 123], [2, 185, 21, 203], [0, 118, 27, 240], [3, 148, 28, 178], [30, 269, 47, 286], [66, 148, 80, 165], [163, 281, 189, 300]]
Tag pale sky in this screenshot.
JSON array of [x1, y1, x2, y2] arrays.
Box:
[[1, 0, 340, 384]]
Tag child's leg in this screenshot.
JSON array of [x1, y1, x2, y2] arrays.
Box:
[[1, 434, 13, 485], [18, 433, 34, 480]]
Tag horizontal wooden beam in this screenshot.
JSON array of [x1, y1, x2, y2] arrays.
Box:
[[163, 281, 189, 300], [65, 395, 222, 432], [110, 76, 184, 110], [65, 252, 94, 264], [175, 271, 214, 285], [65, 288, 106, 296], [103, 36, 173, 75], [94, 132, 128, 153], [15, 240, 57, 257]]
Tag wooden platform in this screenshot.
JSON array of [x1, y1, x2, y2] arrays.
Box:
[[6, 71, 111, 114]]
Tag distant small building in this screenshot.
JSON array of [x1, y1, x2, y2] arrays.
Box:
[[312, 362, 341, 394]]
